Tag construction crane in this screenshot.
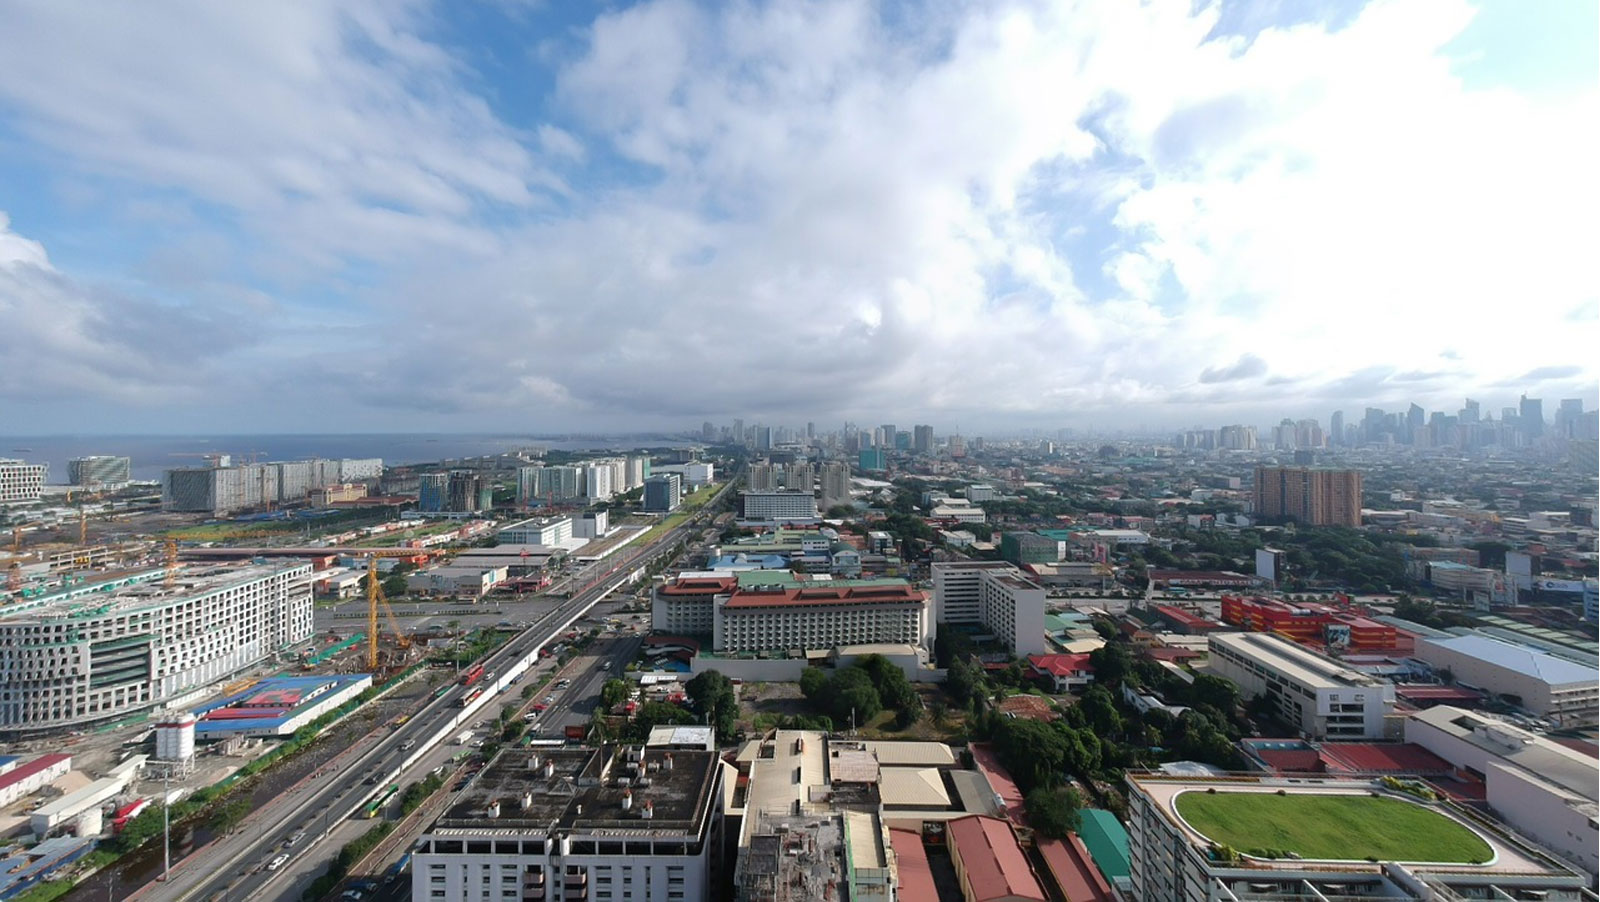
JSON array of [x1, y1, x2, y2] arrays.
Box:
[[164, 538, 179, 589], [362, 549, 422, 672]]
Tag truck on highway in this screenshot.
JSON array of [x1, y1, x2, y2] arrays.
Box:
[[564, 724, 589, 742], [456, 730, 473, 745]]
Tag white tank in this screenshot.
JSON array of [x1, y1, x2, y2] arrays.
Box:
[[154, 713, 197, 763]]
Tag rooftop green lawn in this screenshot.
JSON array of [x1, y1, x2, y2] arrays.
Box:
[[1174, 791, 1493, 863]]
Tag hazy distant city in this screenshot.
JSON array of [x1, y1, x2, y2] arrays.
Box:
[[2, 1, 1596, 902]]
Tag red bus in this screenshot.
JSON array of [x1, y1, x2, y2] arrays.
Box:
[[460, 663, 485, 687]]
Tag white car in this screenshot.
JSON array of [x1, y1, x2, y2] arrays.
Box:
[[267, 854, 289, 871]]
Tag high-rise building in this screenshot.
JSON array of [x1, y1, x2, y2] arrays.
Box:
[[67, 455, 131, 487], [1554, 399, 1584, 438], [1407, 403, 1425, 441], [820, 462, 851, 508], [447, 472, 491, 512], [878, 424, 897, 449], [739, 491, 819, 523], [947, 434, 966, 457], [417, 473, 449, 512], [1252, 466, 1363, 527], [0, 562, 313, 732], [584, 463, 614, 502], [1461, 398, 1480, 424], [746, 461, 778, 492], [1520, 394, 1544, 439], [642, 474, 682, 513], [930, 561, 1045, 655], [702, 421, 715, 442], [858, 448, 887, 472], [1327, 411, 1343, 447], [0, 459, 48, 502], [732, 418, 745, 446], [805, 421, 815, 440], [781, 462, 811, 493], [912, 424, 934, 454], [753, 425, 773, 450]]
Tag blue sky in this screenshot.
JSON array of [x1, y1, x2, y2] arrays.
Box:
[[0, 0, 1594, 435]]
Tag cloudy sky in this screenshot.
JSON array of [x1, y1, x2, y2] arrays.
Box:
[[1, 0, 1595, 436]]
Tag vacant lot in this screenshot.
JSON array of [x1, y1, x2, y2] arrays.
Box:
[[1175, 791, 1493, 863]]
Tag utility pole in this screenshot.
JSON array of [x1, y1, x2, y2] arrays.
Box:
[[163, 767, 171, 882]]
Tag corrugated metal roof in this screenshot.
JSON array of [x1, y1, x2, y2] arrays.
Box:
[[1420, 634, 1596, 685], [1075, 809, 1131, 882]]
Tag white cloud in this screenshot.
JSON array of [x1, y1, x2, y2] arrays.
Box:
[[0, 0, 1594, 431]]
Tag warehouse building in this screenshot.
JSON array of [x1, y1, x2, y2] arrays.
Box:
[[0, 562, 314, 732], [1208, 632, 1395, 739], [1412, 633, 1597, 726]]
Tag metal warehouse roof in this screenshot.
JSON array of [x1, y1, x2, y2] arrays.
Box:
[[1421, 634, 1597, 686]]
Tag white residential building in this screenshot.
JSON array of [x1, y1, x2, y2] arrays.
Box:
[[0, 562, 314, 732], [584, 463, 615, 502], [0, 459, 47, 502], [1208, 632, 1395, 739], [414, 746, 725, 902], [930, 561, 1046, 655]]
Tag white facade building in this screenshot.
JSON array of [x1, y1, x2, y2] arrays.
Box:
[[0, 562, 314, 732], [1126, 774, 1591, 902], [739, 491, 819, 523], [585, 463, 615, 502], [930, 561, 1046, 655], [1412, 634, 1597, 726], [415, 746, 724, 902], [1405, 705, 1598, 880], [0, 459, 47, 502], [499, 517, 574, 546], [712, 581, 928, 655], [1208, 632, 1395, 739]]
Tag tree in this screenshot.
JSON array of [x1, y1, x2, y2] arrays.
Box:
[[1025, 786, 1084, 839], [829, 667, 882, 727], [600, 679, 630, 711], [1078, 684, 1123, 737], [686, 670, 738, 740], [993, 718, 1068, 792], [1186, 674, 1239, 715], [799, 666, 829, 701], [209, 797, 252, 835], [1088, 642, 1133, 688], [381, 574, 409, 598]]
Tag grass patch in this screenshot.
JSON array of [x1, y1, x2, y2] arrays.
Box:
[[1175, 791, 1492, 863]]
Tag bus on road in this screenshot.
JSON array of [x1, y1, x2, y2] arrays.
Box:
[[361, 784, 399, 819]]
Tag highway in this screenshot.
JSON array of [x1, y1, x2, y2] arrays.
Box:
[[131, 485, 727, 902]]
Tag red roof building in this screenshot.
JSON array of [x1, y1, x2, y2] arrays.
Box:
[[1036, 836, 1115, 902], [946, 815, 1048, 902], [1026, 653, 1095, 692], [888, 829, 938, 901], [1221, 595, 1397, 650], [1150, 605, 1224, 634]]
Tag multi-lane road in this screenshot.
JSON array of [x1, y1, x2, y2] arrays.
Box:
[[134, 486, 727, 902]]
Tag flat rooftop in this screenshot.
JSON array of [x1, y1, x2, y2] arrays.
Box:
[[430, 747, 719, 836], [1417, 634, 1597, 687], [2, 562, 307, 623], [1129, 774, 1564, 876], [1210, 631, 1387, 690]]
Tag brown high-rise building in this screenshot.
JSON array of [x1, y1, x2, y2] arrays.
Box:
[[1253, 466, 1363, 527]]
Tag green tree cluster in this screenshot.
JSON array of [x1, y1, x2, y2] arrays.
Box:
[[799, 655, 923, 729], [686, 670, 738, 740]]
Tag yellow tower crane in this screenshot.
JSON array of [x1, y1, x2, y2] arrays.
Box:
[[362, 549, 423, 672]]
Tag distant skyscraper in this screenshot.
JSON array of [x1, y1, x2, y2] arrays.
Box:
[[878, 424, 897, 449], [1328, 411, 1343, 447], [913, 425, 934, 454], [1460, 398, 1479, 424], [732, 419, 745, 447], [68, 455, 131, 486], [948, 434, 966, 457], [1406, 403, 1425, 442], [820, 462, 851, 508], [1253, 466, 1363, 527], [754, 425, 772, 451], [701, 421, 714, 442], [1520, 395, 1544, 439], [806, 421, 815, 440], [1554, 399, 1583, 438]]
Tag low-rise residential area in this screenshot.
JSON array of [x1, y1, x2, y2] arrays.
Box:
[[0, 404, 1596, 902]]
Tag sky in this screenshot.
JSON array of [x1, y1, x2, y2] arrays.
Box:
[[0, 0, 1595, 436]]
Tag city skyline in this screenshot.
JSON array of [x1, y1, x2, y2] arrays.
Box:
[[2, 0, 1596, 434]]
